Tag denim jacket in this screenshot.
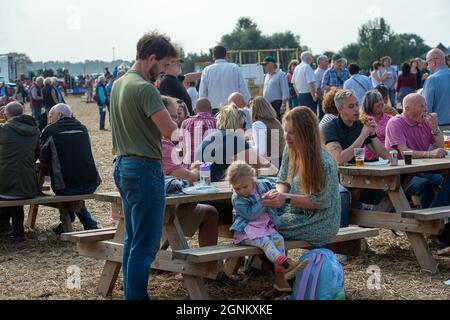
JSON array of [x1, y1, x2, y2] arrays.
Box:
[[230, 178, 281, 233]]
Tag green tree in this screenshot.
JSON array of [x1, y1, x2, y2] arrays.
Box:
[[357, 18, 394, 70], [6, 52, 32, 78], [340, 43, 360, 64], [220, 17, 302, 50], [181, 52, 212, 73], [390, 33, 431, 64]]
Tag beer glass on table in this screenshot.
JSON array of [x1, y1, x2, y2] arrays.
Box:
[[354, 148, 365, 167]]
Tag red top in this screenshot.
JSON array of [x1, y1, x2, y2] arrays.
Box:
[[396, 74, 417, 92]]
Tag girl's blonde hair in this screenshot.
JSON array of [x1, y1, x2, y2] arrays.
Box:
[[283, 107, 324, 195], [216, 104, 246, 130], [226, 161, 256, 186]]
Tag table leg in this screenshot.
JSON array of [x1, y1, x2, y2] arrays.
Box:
[[406, 232, 438, 273], [26, 205, 39, 229], [165, 211, 210, 300], [96, 219, 125, 297], [389, 189, 438, 273]]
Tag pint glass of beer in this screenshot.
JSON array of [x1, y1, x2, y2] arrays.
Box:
[[354, 148, 365, 167], [444, 131, 450, 151]]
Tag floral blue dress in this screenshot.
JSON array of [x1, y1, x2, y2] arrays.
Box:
[[276, 147, 341, 246]]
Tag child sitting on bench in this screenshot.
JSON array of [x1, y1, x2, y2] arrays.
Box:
[[226, 161, 307, 292]]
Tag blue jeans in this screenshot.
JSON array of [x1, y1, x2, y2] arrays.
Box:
[[404, 173, 443, 209], [31, 107, 42, 122], [430, 176, 450, 208], [388, 89, 396, 108], [98, 105, 106, 129], [288, 95, 298, 109], [339, 184, 350, 228], [55, 186, 98, 229], [113, 157, 166, 300], [298, 93, 317, 115]]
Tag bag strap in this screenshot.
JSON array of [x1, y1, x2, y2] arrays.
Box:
[[352, 76, 368, 92], [296, 253, 316, 300], [309, 253, 325, 300]]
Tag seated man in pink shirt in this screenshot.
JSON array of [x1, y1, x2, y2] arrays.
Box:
[[385, 93, 450, 209], [178, 98, 216, 165], [161, 96, 219, 247]]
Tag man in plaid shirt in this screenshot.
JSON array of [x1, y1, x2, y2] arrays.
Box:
[[179, 98, 217, 164], [322, 54, 350, 94]]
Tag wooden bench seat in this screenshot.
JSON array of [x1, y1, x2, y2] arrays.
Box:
[[0, 194, 95, 231], [0, 194, 95, 207], [402, 206, 450, 221], [173, 226, 379, 263], [61, 227, 117, 243]]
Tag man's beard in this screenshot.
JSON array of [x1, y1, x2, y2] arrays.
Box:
[[148, 64, 160, 83]]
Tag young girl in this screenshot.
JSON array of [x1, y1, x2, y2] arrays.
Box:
[[226, 161, 307, 292]]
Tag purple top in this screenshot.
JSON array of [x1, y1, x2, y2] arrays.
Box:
[[385, 114, 435, 158], [365, 113, 392, 161], [233, 186, 277, 244]]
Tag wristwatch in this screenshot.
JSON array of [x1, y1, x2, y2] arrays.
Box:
[[285, 194, 292, 204], [369, 133, 378, 139], [431, 128, 441, 136]]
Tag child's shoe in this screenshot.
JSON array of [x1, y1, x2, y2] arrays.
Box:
[[273, 271, 291, 292]]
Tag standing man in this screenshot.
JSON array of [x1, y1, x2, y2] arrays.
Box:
[[261, 56, 290, 120], [423, 48, 450, 131], [159, 58, 193, 115], [199, 45, 250, 115], [29, 77, 44, 123], [110, 32, 178, 300], [315, 55, 329, 119], [292, 51, 317, 115], [322, 54, 350, 94], [380, 56, 397, 107], [343, 63, 373, 106]]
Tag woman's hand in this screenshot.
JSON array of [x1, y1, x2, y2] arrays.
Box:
[[262, 190, 287, 208]]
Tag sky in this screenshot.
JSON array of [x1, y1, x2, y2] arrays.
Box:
[[1, 0, 449, 62]]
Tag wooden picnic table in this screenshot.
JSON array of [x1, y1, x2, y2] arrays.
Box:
[[91, 181, 233, 299], [339, 157, 450, 273]]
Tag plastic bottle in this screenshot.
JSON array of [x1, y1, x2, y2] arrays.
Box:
[[199, 163, 211, 186]]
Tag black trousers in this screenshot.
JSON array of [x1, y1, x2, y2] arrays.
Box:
[[270, 100, 283, 121], [0, 205, 25, 237]]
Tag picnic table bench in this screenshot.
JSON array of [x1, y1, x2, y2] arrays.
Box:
[[339, 157, 450, 273], [0, 194, 95, 232], [62, 182, 378, 300]]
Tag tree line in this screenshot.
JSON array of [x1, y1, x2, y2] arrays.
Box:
[[3, 17, 434, 79]]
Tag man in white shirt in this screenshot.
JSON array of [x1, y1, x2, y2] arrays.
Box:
[[292, 51, 317, 115], [315, 55, 329, 119], [261, 56, 290, 120], [199, 45, 251, 115], [343, 63, 373, 106]]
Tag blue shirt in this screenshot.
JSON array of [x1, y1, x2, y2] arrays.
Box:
[[322, 67, 350, 91], [423, 66, 450, 125], [343, 74, 373, 106]]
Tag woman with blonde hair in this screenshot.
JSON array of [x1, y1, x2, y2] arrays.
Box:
[[195, 103, 277, 182], [263, 107, 340, 246], [249, 96, 285, 167]]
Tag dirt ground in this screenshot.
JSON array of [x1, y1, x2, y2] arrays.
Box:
[[0, 96, 449, 300]]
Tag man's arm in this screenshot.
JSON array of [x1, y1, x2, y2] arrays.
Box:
[[396, 144, 446, 159], [326, 128, 371, 164], [369, 137, 391, 159], [169, 167, 199, 184], [151, 109, 178, 139], [308, 82, 317, 102]]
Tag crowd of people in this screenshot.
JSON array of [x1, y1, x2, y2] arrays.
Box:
[[1, 31, 449, 300]]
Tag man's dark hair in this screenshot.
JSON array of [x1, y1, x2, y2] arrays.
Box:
[[136, 32, 177, 61], [375, 84, 388, 98], [213, 45, 227, 60], [347, 63, 360, 75]]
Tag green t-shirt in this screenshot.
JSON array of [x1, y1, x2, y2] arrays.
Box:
[[110, 70, 165, 159]]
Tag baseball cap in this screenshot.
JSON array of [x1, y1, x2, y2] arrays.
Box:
[[260, 56, 276, 65], [332, 54, 343, 62]]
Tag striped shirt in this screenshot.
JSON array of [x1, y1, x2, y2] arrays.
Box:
[[179, 112, 217, 164]]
